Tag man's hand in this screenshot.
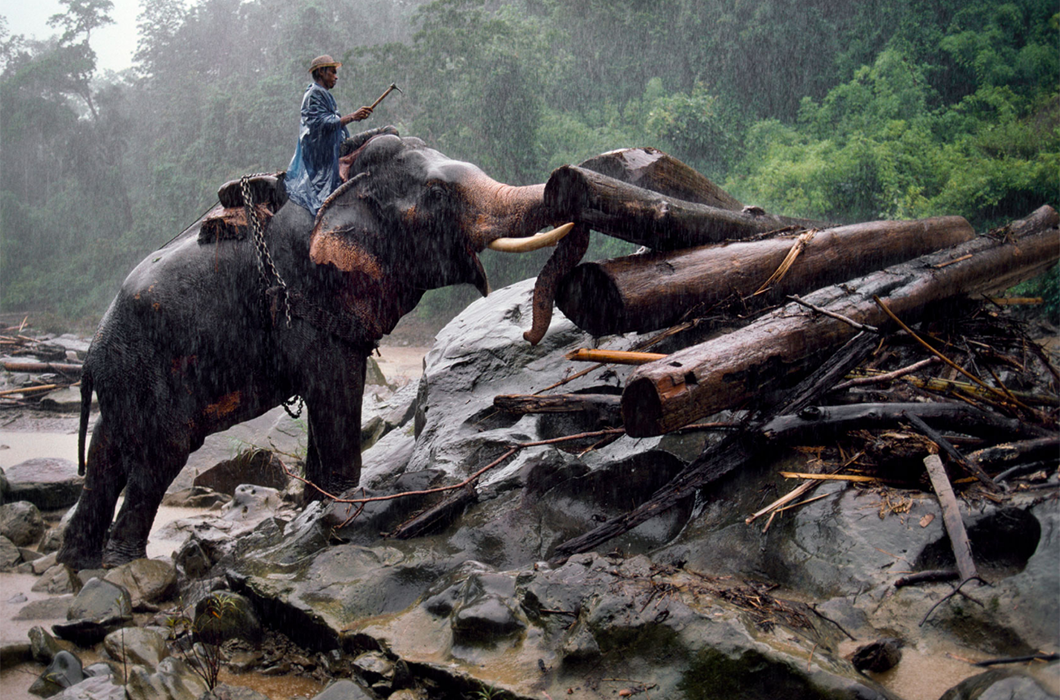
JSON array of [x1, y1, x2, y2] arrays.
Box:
[[342, 106, 373, 124]]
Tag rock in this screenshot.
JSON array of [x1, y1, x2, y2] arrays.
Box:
[[32, 551, 59, 574], [16, 597, 73, 623], [850, 638, 903, 672], [193, 591, 262, 646], [4, 458, 84, 510], [56, 674, 126, 700], [220, 485, 282, 526], [199, 684, 272, 700], [39, 523, 65, 554], [939, 668, 1058, 699], [0, 500, 45, 546], [29, 649, 84, 697], [161, 486, 229, 509], [450, 572, 526, 645], [103, 559, 178, 610], [311, 679, 376, 700], [52, 578, 133, 645], [351, 650, 395, 685], [192, 449, 290, 495], [103, 626, 168, 667], [0, 466, 7, 505], [124, 656, 208, 700], [30, 625, 67, 664], [33, 564, 83, 595], [0, 534, 21, 570]]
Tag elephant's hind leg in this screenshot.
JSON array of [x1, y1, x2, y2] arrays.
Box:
[[57, 421, 127, 570], [102, 443, 189, 568]]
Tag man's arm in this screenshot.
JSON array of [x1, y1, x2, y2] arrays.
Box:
[[340, 106, 373, 125]]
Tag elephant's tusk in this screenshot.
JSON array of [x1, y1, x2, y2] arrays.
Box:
[[488, 222, 575, 253]]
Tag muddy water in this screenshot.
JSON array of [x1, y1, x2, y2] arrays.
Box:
[[0, 431, 79, 469]]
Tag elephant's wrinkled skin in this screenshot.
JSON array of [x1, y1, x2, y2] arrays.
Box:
[[57, 135, 559, 569]]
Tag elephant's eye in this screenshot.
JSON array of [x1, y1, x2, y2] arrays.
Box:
[[425, 182, 449, 200]]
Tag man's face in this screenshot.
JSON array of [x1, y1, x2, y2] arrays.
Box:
[[319, 66, 338, 89]]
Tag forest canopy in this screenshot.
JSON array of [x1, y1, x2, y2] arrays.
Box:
[[2, 0, 1057, 327]]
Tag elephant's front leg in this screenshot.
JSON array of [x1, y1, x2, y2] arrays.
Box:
[[302, 350, 366, 500]]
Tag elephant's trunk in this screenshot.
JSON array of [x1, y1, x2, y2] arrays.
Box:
[[470, 181, 556, 250]]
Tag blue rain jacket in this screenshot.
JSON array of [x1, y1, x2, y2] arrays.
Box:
[[285, 83, 350, 214]]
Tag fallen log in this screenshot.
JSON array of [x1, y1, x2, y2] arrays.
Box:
[[1, 360, 83, 375], [543, 165, 826, 251], [556, 216, 975, 336], [577, 147, 744, 210], [760, 402, 1041, 443], [621, 205, 1059, 437]]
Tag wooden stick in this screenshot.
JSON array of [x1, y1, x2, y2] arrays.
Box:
[[0, 384, 64, 397], [903, 411, 999, 491], [565, 348, 667, 365], [923, 454, 978, 583], [778, 472, 880, 483]]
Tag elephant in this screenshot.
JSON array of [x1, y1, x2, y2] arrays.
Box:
[[56, 133, 573, 570]]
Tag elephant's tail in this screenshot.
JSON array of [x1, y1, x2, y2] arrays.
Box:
[[78, 368, 93, 477]]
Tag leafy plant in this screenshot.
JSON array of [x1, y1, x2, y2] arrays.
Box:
[[165, 593, 240, 691]]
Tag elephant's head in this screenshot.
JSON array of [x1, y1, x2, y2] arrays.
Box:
[[308, 134, 571, 338]]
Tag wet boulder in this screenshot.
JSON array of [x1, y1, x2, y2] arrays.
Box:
[[52, 578, 133, 645], [55, 673, 127, 700], [103, 626, 169, 668], [200, 684, 272, 700], [124, 656, 207, 700], [28, 625, 65, 664], [103, 558, 178, 611], [0, 534, 21, 570], [4, 458, 83, 510], [193, 449, 289, 496], [0, 500, 45, 546], [32, 564, 82, 595], [311, 679, 376, 700], [939, 667, 1059, 699], [29, 649, 84, 697]]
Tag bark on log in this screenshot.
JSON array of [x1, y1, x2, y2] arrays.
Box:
[[556, 216, 976, 336], [578, 147, 744, 210], [621, 205, 1060, 437], [543, 165, 827, 251]]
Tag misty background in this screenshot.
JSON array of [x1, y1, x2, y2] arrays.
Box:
[[1, 0, 1057, 330]]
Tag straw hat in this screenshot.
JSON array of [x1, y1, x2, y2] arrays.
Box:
[[308, 55, 341, 73]]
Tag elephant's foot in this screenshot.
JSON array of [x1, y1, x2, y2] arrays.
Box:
[[55, 543, 103, 572], [101, 539, 147, 569]]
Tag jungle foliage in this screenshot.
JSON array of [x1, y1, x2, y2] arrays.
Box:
[[1, 0, 1057, 327]]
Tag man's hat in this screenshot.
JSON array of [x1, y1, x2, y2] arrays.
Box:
[[308, 55, 341, 73]]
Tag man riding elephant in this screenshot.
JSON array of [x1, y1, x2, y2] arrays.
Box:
[[285, 54, 377, 214]]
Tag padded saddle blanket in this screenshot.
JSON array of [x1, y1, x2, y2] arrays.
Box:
[[198, 173, 286, 244]]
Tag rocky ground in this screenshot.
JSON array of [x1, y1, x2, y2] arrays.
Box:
[[1, 281, 1058, 700]]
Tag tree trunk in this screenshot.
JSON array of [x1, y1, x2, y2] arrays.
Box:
[[621, 206, 1059, 437], [556, 216, 975, 336], [543, 165, 827, 251], [577, 147, 744, 210]]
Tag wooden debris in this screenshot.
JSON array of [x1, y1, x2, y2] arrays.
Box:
[[554, 216, 973, 336], [620, 205, 1059, 437], [564, 349, 667, 365], [922, 454, 978, 583], [493, 393, 621, 422]]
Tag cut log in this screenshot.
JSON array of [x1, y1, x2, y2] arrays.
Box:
[[577, 147, 744, 210], [543, 165, 827, 251], [621, 205, 1059, 437], [556, 216, 976, 336], [564, 349, 667, 365]]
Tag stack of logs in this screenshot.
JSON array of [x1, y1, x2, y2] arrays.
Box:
[[493, 147, 1059, 562], [0, 320, 84, 407]]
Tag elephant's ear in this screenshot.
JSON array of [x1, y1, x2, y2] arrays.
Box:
[[309, 185, 384, 279]]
